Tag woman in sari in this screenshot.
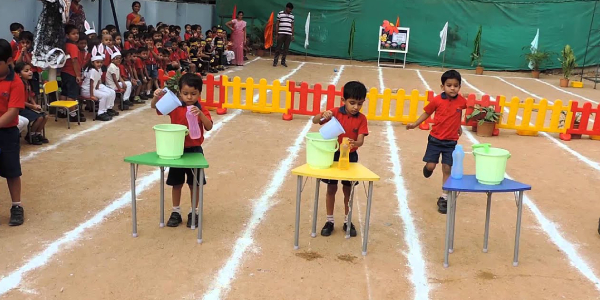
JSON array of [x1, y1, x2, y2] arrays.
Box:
[[126, 1, 146, 30], [226, 11, 246, 66]]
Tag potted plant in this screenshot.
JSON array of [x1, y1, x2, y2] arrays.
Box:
[[524, 48, 551, 78], [558, 45, 577, 87], [470, 25, 484, 75], [251, 25, 267, 56], [466, 104, 501, 137]]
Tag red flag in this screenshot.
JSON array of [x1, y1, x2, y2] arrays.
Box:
[[264, 12, 274, 49], [396, 16, 400, 27], [232, 5, 237, 20]]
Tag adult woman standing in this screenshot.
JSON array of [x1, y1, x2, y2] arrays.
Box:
[[226, 11, 246, 66], [126, 1, 146, 30]]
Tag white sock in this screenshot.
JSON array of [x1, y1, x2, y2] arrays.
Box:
[[12, 202, 21, 207], [344, 214, 348, 224], [189, 207, 198, 214], [326, 215, 334, 223], [441, 193, 448, 200], [172, 206, 181, 213]]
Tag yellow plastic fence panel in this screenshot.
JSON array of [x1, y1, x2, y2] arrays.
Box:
[[364, 88, 428, 123], [499, 96, 572, 134], [406, 89, 428, 123], [221, 75, 288, 114]]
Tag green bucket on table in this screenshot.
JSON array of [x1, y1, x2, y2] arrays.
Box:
[[153, 124, 188, 160], [472, 143, 511, 185], [306, 132, 339, 169]]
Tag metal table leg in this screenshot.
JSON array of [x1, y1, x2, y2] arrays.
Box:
[[443, 191, 455, 268], [345, 182, 356, 239], [483, 192, 492, 253], [190, 169, 198, 230], [131, 163, 138, 237], [362, 181, 374, 256], [449, 191, 457, 253], [294, 176, 303, 250], [197, 169, 205, 244], [513, 191, 524, 266], [159, 167, 165, 228], [311, 179, 320, 238]]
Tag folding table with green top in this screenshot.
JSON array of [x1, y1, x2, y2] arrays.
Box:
[[124, 151, 209, 243]]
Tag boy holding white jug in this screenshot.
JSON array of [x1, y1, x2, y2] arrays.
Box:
[[313, 81, 369, 237], [151, 73, 213, 228], [406, 70, 467, 214]]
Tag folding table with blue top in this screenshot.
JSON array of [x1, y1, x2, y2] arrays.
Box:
[[442, 175, 531, 268]]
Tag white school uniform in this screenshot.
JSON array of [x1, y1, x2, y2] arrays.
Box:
[[106, 63, 132, 101], [81, 68, 116, 115]]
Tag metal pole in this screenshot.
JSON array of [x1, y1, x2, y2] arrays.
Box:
[[98, 0, 103, 30], [109, 0, 121, 33], [581, 0, 598, 82]]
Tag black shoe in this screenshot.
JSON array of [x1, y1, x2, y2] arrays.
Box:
[[38, 135, 49, 144], [281, 62, 288, 67], [96, 113, 112, 121], [273, 60, 278, 67], [9, 205, 24, 226], [107, 109, 119, 116], [437, 197, 447, 214], [166, 212, 183, 227], [57, 111, 68, 118], [69, 115, 86, 122], [122, 104, 130, 111], [140, 94, 149, 100], [186, 212, 199, 228], [25, 133, 42, 145], [343, 222, 358, 237], [320, 221, 334, 236], [124, 100, 133, 106], [423, 165, 433, 178]]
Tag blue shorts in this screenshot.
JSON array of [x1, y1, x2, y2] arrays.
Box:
[[60, 72, 80, 99], [423, 135, 457, 166], [321, 151, 359, 187], [0, 127, 21, 179], [146, 65, 158, 79]]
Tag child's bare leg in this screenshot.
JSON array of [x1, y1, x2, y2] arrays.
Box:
[[166, 184, 184, 227], [172, 184, 183, 207], [441, 164, 451, 197], [188, 184, 199, 210], [7, 177, 21, 204], [426, 162, 436, 172], [342, 185, 352, 216], [31, 118, 43, 133], [321, 183, 337, 236]]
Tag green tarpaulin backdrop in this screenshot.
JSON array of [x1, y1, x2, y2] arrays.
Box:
[[217, 0, 598, 71]]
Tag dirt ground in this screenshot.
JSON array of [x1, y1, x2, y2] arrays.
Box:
[[1, 55, 600, 300]]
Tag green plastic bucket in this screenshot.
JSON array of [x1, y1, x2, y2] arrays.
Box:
[[306, 132, 339, 169], [153, 124, 189, 159], [472, 143, 511, 185]]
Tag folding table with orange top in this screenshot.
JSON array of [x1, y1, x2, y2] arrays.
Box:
[[291, 162, 380, 255]]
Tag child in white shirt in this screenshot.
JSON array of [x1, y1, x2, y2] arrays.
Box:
[[106, 51, 132, 109], [81, 55, 117, 121]]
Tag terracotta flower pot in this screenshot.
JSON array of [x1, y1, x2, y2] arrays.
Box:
[[475, 66, 484, 75], [572, 122, 582, 139], [560, 78, 569, 88], [532, 70, 541, 78], [256, 49, 265, 56], [476, 121, 495, 137]]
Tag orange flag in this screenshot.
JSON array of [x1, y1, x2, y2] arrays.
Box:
[[396, 16, 400, 28], [264, 12, 274, 49], [232, 5, 237, 20]]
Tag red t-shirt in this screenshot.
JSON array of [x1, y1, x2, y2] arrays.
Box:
[[424, 92, 467, 141], [179, 50, 188, 60], [15, 50, 41, 73], [134, 57, 144, 72], [62, 42, 80, 76], [103, 46, 116, 67], [184, 33, 192, 41], [169, 51, 181, 62], [119, 64, 129, 80], [320, 106, 369, 152], [124, 41, 133, 50], [0, 68, 26, 128], [156, 104, 212, 147], [145, 48, 157, 65], [10, 40, 19, 59], [79, 50, 91, 70]]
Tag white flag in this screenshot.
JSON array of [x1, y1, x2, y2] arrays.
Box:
[[528, 29, 539, 69], [304, 12, 311, 49], [438, 22, 448, 56]]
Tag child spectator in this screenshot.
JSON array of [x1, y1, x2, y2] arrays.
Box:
[[136, 47, 150, 100], [112, 32, 123, 51], [158, 48, 170, 72], [144, 35, 159, 96], [121, 50, 143, 103], [105, 25, 117, 35], [406, 70, 467, 214], [17, 115, 28, 137], [100, 34, 116, 70], [81, 54, 117, 121], [213, 29, 226, 71], [133, 34, 142, 49], [312, 81, 369, 237], [106, 52, 132, 109], [175, 26, 182, 42], [15, 62, 49, 145], [0, 39, 25, 226], [129, 25, 139, 37], [150, 73, 213, 228], [78, 32, 91, 69], [101, 28, 109, 36], [14, 31, 40, 97], [85, 20, 97, 41], [124, 31, 135, 50], [173, 41, 192, 73], [184, 24, 192, 41], [61, 24, 86, 122], [9, 23, 24, 58]]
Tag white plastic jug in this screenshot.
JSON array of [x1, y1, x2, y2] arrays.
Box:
[[156, 88, 183, 115], [319, 116, 346, 140]]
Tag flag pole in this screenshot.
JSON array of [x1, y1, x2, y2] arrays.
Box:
[[442, 51, 446, 71]]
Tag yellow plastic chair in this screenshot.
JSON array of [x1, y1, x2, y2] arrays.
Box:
[[44, 81, 80, 129]]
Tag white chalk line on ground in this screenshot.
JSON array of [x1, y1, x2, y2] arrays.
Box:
[[381, 68, 430, 300], [200, 65, 344, 300], [0, 109, 240, 295], [533, 79, 599, 105], [21, 62, 257, 164], [419, 71, 600, 293]]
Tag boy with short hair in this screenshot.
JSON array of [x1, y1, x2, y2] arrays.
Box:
[[9, 23, 24, 58], [406, 70, 467, 214], [62, 24, 85, 122], [312, 81, 369, 237], [150, 73, 213, 228], [0, 39, 26, 226], [137, 47, 150, 100], [14, 31, 41, 97], [144, 35, 159, 96]]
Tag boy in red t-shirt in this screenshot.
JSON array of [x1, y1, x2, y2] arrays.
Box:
[[77, 32, 91, 70], [61, 24, 85, 122], [0, 39, 26, 226], [135, 47, 149, 100], [151, 73, 213, 228], [312, 81, 369, 237], [9, 23, 23, 60], [406, 70, 467, 214], [14, 31, 41, 97], [121, 50, 142, 103]]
